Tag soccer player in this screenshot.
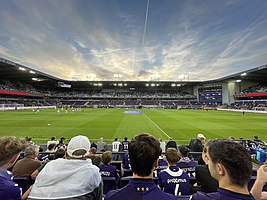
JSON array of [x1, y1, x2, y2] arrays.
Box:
[[158, 148, 190, 196], [191, 139, 254, 200], [105, 133, 176, 200]]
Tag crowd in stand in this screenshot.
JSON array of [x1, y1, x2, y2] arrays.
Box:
[[1, 133, 267, 199]]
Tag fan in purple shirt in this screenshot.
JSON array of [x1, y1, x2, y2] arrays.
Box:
[[99, 151, 119, 186], [122, 153, 131, 169], [177, 145, 197, 177], [105, 133, 176, 200], [159, 148, 190, 196], [0, 136, 30, 200], [191, 139, 255, 200]]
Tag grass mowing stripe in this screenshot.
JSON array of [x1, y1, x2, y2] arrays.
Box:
[[141, 110, 170, 138]]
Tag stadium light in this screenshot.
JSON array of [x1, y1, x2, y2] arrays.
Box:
[[32, 78, 38, 81], [30, 70, 36, 74], [236, 80, 241, 82], [171, 83, 176, 87], [241, 73, 246, 76], [145, 83, 149, 87], [19, 67, 26, 71]]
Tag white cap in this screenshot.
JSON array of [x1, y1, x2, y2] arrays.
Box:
[[67, 135, 91, 158], [197, 134, 206, 140]]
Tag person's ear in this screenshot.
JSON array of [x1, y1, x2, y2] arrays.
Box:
[[217, 163, 226, 175]]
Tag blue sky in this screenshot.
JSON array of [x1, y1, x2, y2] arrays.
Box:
[[0, 0, 267, 81]]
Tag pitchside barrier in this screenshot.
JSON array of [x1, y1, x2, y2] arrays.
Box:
[[0, 105, 56, 111], [217, 108, 267, 114]]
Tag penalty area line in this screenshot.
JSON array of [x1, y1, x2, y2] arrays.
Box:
[[141, 111, 170, 138]]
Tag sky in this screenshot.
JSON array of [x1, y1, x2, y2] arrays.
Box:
[[0, 0, 267, 81]]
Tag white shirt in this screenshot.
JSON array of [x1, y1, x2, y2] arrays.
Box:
[[112, 141, 121, 152]]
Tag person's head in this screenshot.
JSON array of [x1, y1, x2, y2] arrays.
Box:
[[89, 147, 97, 155], [51, 136, 56, 141], [159, 138, 162, 142], [197, 134, 206, 141], [67, 135, 90, 159], [101, 151, 112, 165], [169, 137, 173, 141], [47, 143, 56, 151], [100, 137, 103, 142], [124, 137, 128, 141], [205, 139, 252, 188], [129, 133, 161, 177], [54, 148, 66, 159], [178, 145, 190, 158], [25, 145, 39, 158], [254, 135, 259, 140], [114, 138, 118, 142], [165, 148, 179, 165], [0, 136, 26, 168]]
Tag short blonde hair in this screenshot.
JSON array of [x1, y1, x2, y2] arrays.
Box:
[[101, 151, 112, 165], [0, 136, 26, 166]]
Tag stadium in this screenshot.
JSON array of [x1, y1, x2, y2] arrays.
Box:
[[1, 1, 267, 199], [1, 56, 267, 144]]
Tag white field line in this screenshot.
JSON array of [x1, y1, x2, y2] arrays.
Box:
[[141, 111, 170, 138]]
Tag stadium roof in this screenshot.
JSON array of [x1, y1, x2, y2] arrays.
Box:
[[1, 1, 267, 81]]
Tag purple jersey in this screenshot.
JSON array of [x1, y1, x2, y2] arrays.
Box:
[[122, 140, 129, 151], [191, 188, 255, 200], [177, 157, 197, 177], [158, 166, 190, 195], [99, 164, 119, 180], [0, 168, 21, 200], [123, 153, 131, 169], [154, 158, 168, 177], [105, 178, 176, 200]]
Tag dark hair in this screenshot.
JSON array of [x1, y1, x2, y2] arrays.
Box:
[[129, 133, 161, 177], [206, 139, 252, 187], [124, 137, 128, 141], [165, 148, 179, 165], [51, 136, 56, 141], [178, 145, 190, 157], [47, 143, 56, 151], [54, 148, 65, 159], [102, 151, 112, 165]]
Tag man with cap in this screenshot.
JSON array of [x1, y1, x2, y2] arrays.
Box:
[[189, 133, 206, 162], [28, 135, 103, 200]]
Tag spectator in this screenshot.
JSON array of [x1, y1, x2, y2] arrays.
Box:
[[191, 139, 254, 200], [122, 137, 129, 151], [46, 136, 59, 148], [112, 138, 121, 152], [28, 135, 102, 200], [122, 153, 131, 169], [45, 143, 56, 153], [166, 137, 177, 150], [31, 148, 66, 178], [99, 151, 119, 187], [12, 145, 41, 177], [188, 134, 206, 162], [251, 164, 267, 200], [88, 147, 101, 166], [159, 138, 166, 153], [256, 142, 267, 164], [105, 133, 176, 200], [0, 136, 30, 200], [56, 137, 66, 149], [97, 137, 107, 152], [177, 145, 197, 177], [158, 148, 190, 195]]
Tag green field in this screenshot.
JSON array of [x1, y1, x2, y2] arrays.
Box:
[[0, 108, 266, 144]]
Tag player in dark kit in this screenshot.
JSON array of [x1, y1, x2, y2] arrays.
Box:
[[122, 137, 129, 151], [191, 139, 255, 200], [158, 148, 190, 196], [105, 133, 176, 200]]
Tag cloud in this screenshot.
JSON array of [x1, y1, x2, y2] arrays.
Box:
[[0, 0, 267, 81]]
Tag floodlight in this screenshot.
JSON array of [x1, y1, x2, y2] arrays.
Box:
[[32, 78, 38, 81], [30, 70, 36, 74], [19, 67, 26, 71], [241, 73, 246, 76], [171, 83, 176, 87], [236, 80, 241, 82]]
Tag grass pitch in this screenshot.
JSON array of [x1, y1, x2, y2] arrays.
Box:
[[0, 108, 266, 144]]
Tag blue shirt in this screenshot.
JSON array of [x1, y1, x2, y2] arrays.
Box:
[[158, 166, 190, 195], [256, 146, 267, 164], [0, 167, 21, 200], [191, 188, 255, 200], [105, 178, 176, 200]]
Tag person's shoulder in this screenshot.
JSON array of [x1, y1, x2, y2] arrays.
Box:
[[191, 191, 219, 200], [0, 177, 21, 199]]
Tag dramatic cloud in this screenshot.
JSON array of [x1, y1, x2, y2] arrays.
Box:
[[0, 0, 267, 81]]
